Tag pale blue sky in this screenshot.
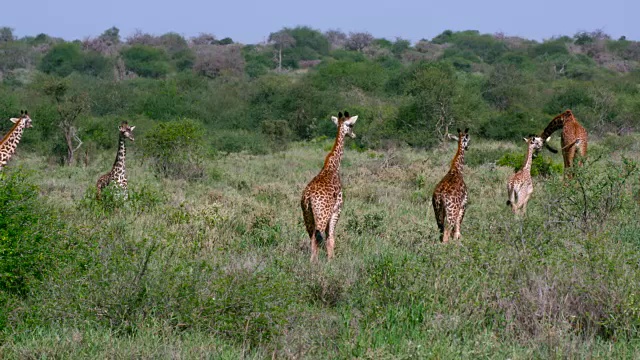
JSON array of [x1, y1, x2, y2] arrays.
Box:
[[3, 0, 638, 43]]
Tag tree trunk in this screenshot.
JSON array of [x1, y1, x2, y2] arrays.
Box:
[[64, 130, 75, 165]]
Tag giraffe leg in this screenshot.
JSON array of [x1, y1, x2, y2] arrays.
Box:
[[454, 213, 463, 240], [326, 192, 343, 259], [442, 226, 451, 243], [310, 230, 319, 263]]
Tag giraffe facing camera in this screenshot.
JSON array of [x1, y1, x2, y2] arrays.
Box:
[[96, 121, 135, 200], [301, 111, 358, 262]]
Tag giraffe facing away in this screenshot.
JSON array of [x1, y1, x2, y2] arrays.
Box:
[[301, 111, 358, 262], [506, 136, 544, 215], [96, 121, 135, 200], [539, 109, 588, 170], [432, 128, 470, 243], [0, 110, 33, 171]]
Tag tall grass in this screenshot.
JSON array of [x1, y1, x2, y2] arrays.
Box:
[[1, 135, 640, 358]]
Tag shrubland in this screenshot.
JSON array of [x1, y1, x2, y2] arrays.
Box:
[[1, 25, 640, 357]]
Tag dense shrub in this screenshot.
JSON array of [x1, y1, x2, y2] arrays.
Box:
[[141, 118, 206, 179], [121, 45, 171, 78], [0, 172, 72, 296]]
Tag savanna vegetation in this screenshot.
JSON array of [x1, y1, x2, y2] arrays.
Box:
[[1, 25, 640, 358]]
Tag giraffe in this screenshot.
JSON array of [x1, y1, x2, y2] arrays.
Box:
[[301, 111, 358, 262], [96, 121, 135, 200], [432, 128, 470, 243], [0, 110, 33, 171], [539, 109, 588, 170], [506, 136, 544, 215]]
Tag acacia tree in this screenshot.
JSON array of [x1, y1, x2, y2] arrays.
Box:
[[268, 30, 295, 72], [193, 44, 245, 78], [0, 27, 14, 43], [325, 29, 347, 50], [42, 78, 90, 165], [345, 32, 374, 52], [407, 62, 460, 143]]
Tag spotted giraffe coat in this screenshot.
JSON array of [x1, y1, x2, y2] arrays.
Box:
[[432, 128, 470, 243], [0, 111, 33, 171], [540, 109, 588, 170], [301, 111, 357, 261], [96, 122, 135, 199]]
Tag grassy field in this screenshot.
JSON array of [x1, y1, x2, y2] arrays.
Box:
[[2, 133, 640, 359]]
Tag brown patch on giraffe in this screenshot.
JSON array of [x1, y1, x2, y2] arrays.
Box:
[[432, 128, 469, 243], [96, 121, 135, 200], [301, 111, 358, 262]]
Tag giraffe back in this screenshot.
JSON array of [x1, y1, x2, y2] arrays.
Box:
[[432, 128, 470, 242]]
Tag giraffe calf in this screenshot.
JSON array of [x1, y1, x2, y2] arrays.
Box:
[[506, 136, 544, 215]]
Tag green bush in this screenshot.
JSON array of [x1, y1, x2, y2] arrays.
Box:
[[497, 151, 562, 177], [121, 45, 171, 78], [38, 43, 83, 77], [0, 172, 72, 296], [141, 118, 206, 179]]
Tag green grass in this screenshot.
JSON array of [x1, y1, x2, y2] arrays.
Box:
[[2, 135, 640, 358]]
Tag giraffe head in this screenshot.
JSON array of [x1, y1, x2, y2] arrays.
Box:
[[119, 121, 135, 141], [331, 111, 358, 139], [448, 128, 470, 150], [10, 110, 33, 128], [524, 135, 544, 151]]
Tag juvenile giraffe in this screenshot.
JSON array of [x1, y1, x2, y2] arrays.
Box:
[[96, 121, 135, 200], [0, 110, 33, 171], [506, 136, 544, 215], [539, 109, 588, 170], [432, 128, 470, 243], [301, 111, 358, 262]]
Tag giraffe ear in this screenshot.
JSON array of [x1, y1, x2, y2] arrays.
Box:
[[546, 136, 551, 142], [9, 118, 19, 123], [130, 126, 135, 131], [345, 115, 358, 125], [331, 116, 339, 125], [523, 137, 529, 143]]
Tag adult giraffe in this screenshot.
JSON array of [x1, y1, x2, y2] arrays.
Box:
[[432, 128, 470, 243], [301, 111, 358, 262], [0, 110, 33, 171], [539, 109, 587, 171]]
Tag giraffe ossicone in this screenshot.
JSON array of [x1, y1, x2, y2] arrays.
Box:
[[301, 111, 358, 262]]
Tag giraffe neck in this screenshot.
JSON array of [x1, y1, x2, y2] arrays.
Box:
[[540, 111, 573, 139], [449, 141, 465, 174], [322, 128, 346, 174], [522, 144, 535, 173], [111, 134, 127, 174], [0, 121, 27, 164]]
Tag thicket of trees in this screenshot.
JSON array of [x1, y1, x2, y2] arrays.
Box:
[[1, 25, 640, 161]]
